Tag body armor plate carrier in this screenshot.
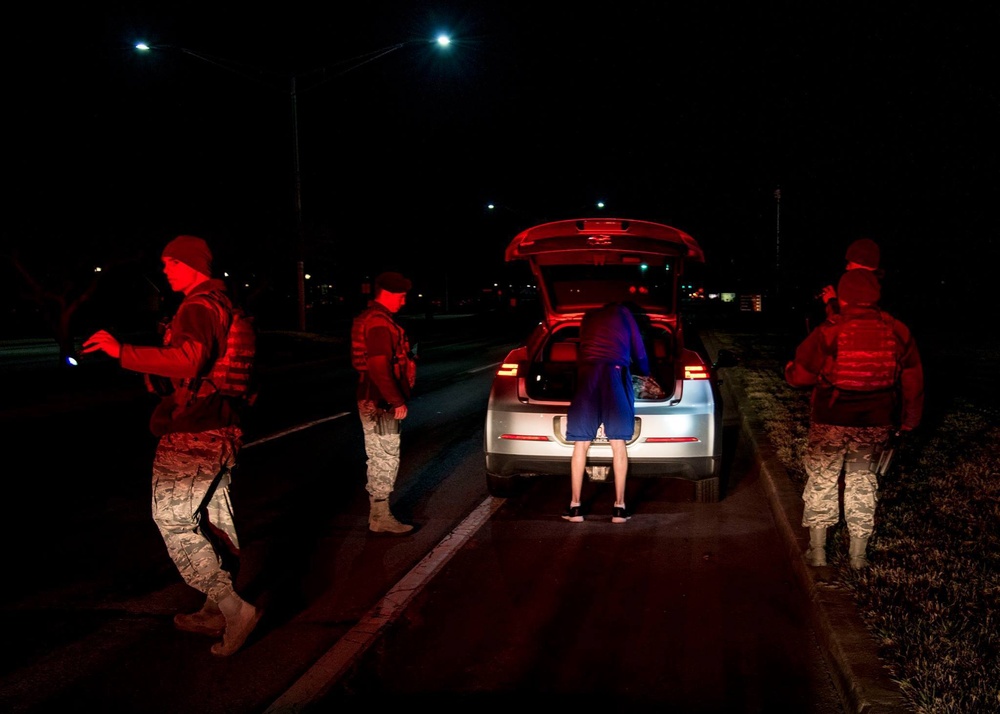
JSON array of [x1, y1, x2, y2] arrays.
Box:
[[351, 306, 415, 391], [184, 291, 257, 402], [822, 311, 901, 392]]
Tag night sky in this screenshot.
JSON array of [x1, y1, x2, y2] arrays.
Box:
[[6, 3, 997, 328]]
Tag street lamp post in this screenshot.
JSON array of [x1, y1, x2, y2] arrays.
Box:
[[774, 187, 781, 299], [136, 35, 452, 331], [290, 75, 306, 331]]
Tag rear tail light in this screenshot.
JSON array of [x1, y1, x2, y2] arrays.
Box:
[[684, 364, 709, 380], [497, 363, 519, 377], [499, 434, 551, 441]]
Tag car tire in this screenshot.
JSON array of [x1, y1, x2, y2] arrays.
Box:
[[693, 476, 720, 503], [486, 472, 523, 499]]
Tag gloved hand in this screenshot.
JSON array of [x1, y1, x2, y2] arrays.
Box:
[[887, 429, 917, 475]]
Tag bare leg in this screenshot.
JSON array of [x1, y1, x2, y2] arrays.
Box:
[[610, 439, 628, 506], [570, 440, 591, 504]]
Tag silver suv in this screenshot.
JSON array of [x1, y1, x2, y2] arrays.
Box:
[[484, 218, 733, 503]]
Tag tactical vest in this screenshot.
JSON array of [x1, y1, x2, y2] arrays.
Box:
[[179, 290, 257, 401], [821, 311, 901, 392], [351, 305, 415, 388]]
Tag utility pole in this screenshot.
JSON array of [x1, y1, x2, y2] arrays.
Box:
[[290, 76, 306, 332], [774, 187, 781, 299]]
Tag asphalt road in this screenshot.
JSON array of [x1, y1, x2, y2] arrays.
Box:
[[311, 411, 846, 712]]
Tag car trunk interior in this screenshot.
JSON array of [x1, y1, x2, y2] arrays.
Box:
[[525, 324, 676, 402]]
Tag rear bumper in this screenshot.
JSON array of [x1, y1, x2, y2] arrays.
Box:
[[485, 453, 719, 481]]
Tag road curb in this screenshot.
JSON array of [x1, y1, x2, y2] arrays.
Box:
[[703, 330, 908, 714]]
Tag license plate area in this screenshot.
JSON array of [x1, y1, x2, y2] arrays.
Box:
[[556, 417, 640, 445]]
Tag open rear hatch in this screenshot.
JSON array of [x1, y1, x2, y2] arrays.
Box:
[[508, 218, 703, 402], [505, 218, 704, 325]]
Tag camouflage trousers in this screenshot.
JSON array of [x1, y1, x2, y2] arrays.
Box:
[[358, 400, 401, 501], [151, 426, 242, 604], [801, 422, 892, 539]]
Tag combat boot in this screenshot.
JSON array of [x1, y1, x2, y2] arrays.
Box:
[[805, 527, 828, 567], [173, 598, 225, 637], [849, 536, 870, 569], [369, 497, 413, 534], [210, 590, 263, 657]]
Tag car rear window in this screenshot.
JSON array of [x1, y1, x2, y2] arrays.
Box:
[[542, 263, 677, 314]]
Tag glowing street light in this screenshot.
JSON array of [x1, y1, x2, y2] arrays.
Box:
[[135, 35, 452, 330], [485, 202, 533, 220]]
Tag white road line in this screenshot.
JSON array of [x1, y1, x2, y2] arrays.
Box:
[[264, 495, 507, 713], [244, 412, 351, 449], [245, 358, 501, 450]]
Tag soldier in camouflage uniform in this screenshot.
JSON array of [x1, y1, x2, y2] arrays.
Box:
[[83, 235, 262, 655], [351, 271, 417, 534], [785, 270, 923, 569]]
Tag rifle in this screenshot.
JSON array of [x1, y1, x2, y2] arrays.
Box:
[[872, 431, 903, 477]]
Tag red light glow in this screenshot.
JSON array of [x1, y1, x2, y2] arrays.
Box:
[[684, 365, 709, 380], [497, 363, 519, 376]]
